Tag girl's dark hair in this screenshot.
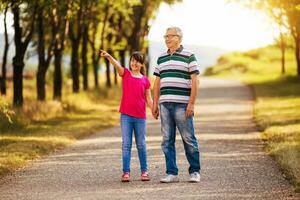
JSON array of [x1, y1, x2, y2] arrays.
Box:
[[130, 51, 146, 75]]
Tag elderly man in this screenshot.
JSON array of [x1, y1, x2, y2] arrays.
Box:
[[152, 26, 201, 183]]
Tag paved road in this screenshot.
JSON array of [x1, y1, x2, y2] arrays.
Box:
[[0, 78, 299, 200]]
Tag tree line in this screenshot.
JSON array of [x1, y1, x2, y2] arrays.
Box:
[[233, 0, 300, 77], [0, 0, 180, 107]]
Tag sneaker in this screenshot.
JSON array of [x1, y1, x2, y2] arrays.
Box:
[[121, 172, 130, 182], [189, 172, 200, 183], [160, 174, 179, 183], [141, 171, 150, 181]]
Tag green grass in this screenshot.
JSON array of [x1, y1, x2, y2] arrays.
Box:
[[205, 45, 300, 191], [0, 78, 121, 176]]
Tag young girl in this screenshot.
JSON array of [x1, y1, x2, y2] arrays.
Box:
[[100, 50, 153, 182]]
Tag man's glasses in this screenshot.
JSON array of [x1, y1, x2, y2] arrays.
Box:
[[163, 34, 179, 39]]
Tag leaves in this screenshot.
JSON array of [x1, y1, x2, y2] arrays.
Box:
[[0, 101, 14, 124]]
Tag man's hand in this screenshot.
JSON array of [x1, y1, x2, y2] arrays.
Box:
[[186, 103, 194, 118], [152, 104, 159, 119]]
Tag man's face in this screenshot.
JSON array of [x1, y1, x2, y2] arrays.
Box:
[[164, 29, 181, 50]]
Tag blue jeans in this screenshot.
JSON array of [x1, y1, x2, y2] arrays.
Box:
[[120, 114, 148, 173], [160, 102, 201, 175]]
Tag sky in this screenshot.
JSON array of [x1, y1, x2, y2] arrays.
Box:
[[0, 0, 277, 51], [148, 0, 277, 51]]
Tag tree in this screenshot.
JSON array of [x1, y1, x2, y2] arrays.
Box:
[[81, 0, 91, 90], [87, 0, 110, 88], [0, 5, 10, 95], [11, 0, 38, 106], [231, 0, 300, 78], [36, 1, 55, 101], [68, 0, 83, 93], [51, 0, 69, 100], [284, 1, 300, 78]]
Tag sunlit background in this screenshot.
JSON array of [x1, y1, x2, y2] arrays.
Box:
[[149, 0, 276, 51], [0, 0, 278, 72], [147, 0, 278, 72]]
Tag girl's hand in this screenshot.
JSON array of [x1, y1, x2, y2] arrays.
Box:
[[99, 50, 110, 58]]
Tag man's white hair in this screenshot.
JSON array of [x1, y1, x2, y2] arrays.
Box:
[[166, 26, 183, 39]]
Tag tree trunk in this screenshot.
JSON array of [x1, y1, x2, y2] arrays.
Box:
[[295, 38, 300, 79], [119, 49, 126, 68], [105, 49, 112, 88], [292, 31, 300, 79], [1, 7, 9, 95], [37, 68, 47, 101], [12, 4, 36, 106], [89, 25, 99, 89], [12, 58, 24, 106], [113, 53, 118, 85], [92, 55, 99, 88], [82, 24, 88, 90], [114, 67, 118, 85], [145, 46, 149, 76], [36, 8, 47, 101], [71, 41, 80, 92], [69, 12, 82, 93], [280, 45, 285, 75], [129, 0, 146, 53], [53, 48, 63, 101], [52, 13, 68, 101]]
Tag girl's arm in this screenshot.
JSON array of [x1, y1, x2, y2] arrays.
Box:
[[145, 89, 153, 110], [99, 50, 124, 76], [152, 77, 160, 119]]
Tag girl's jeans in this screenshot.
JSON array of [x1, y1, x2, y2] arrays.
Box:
[[160, 102, 201, 175], [120, 114, 148, 173]]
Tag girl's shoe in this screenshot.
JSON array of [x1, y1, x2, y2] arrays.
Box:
[[121, 172, 130, 182], [141, 171, 150, 181]]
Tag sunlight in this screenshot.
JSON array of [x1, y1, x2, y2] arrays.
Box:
[[148, 0, 277, 51]]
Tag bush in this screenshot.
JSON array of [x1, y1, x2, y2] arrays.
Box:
[[0, 100, 14, 124]]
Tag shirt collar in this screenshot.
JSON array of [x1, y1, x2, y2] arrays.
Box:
[[167, 45, 183, 54]]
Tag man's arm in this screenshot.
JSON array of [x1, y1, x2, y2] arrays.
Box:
[[186, 74, 199, 118]]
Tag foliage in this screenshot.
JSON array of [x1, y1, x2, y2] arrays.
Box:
[[205, 45, 300, 191], [0, 99, 14, 124]]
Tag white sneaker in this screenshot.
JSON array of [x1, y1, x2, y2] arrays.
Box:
[[160, 174, 179, 183], [189, 172, 201, 183]]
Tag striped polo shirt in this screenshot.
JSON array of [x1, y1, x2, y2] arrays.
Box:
[[153, 45, 200, 104]]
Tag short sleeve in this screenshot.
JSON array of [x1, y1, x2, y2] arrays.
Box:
[[153, 59, 160, 77], [188, 54, 200, 75], [144, 77, 150, 89], [121, 67, 130, 78]]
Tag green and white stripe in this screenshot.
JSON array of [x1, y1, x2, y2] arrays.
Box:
[[154, 46, 199, 104]]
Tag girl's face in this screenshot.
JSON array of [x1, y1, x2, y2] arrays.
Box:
[[130, 58, 143, 72]]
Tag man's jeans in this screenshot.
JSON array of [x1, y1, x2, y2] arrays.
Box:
[[120, 114, 148, 173], [160, 102, 201, 175]]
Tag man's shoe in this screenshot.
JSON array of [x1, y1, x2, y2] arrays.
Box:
[[189, 172, 200, 183], [160, 174, 179, 183]]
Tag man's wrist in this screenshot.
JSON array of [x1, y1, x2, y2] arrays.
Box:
[[188, 102, 195, 105]]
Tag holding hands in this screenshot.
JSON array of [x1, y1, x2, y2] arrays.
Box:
[[151, 104, 159, 119]]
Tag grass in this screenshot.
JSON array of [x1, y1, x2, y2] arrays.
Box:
[[204, 45, 300, 191], [0, 76, 121, 176]]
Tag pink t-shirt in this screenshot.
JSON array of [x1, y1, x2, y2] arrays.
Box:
[[119, 68, 150, 119]]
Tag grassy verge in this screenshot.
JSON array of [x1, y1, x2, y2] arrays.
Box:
[[0, 79, 121, 177], [204, 46, 300, 191]]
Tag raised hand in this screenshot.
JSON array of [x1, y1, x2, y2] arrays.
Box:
[[99, 50, 110, 58]]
